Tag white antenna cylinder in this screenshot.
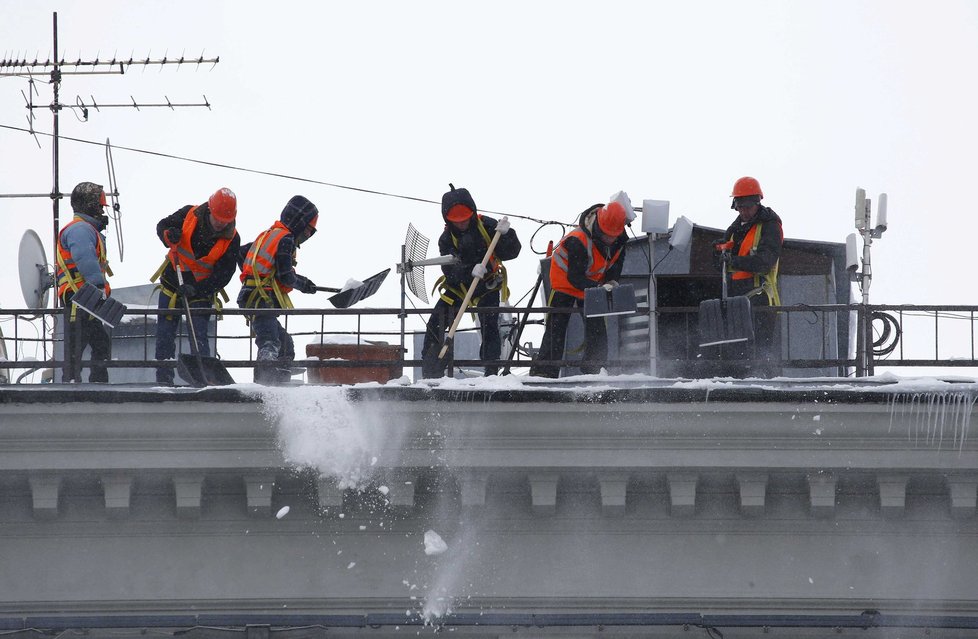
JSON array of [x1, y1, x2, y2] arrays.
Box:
[[845, 233, 859, 272], [854, 188, 867, 230], [876, 193, 888, 231]]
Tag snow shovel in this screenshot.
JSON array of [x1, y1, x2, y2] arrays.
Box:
[[315, 268, 391, 309], [71, 283, 127, 328], [438, 221, 506, 359], [584, 283, 638, 318], [698, 245, 754, 348], [172, 260, 234, 387]]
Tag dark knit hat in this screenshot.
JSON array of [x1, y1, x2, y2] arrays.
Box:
[[280, 195, 319, 234], [441, 183, 476, 223], [70, 181, 106, 217]]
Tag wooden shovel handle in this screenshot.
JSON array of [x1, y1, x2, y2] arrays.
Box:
[[437, 225, 505, 359]]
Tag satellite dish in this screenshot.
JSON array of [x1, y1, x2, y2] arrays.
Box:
[[18, 229, 53, 309]]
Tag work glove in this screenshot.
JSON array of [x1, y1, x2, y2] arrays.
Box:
[[179, 282, 197, 299], [496, 217, 511, 235], [602, 280, 619, 292], [720, 252, 733, 266], [713, 239, 734, 253], [163, 228, 181, 247], [300, 277, 317, 294], [471, 263, 488, 280]]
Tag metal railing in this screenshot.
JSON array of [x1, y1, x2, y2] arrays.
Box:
[[1, 302, 977, 384]]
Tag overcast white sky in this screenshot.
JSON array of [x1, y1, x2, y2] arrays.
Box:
[[2, 1, 978, 370]]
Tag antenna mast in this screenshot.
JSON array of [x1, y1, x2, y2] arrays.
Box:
[[846, 187, 889, 376], [0, 11, 218, 306]]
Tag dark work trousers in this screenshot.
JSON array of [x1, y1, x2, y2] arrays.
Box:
[[154, 291, 214, 383], [529, 290, 607, 379], [247, 297, 295, 362], [421, 288, 501, 378], [61, 291, 112, 383], [728, 277, 781, 378], [750, 295, 781, 377]]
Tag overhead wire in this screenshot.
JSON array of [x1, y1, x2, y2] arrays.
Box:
[[0, 123, 557, 226], [1, 121, 571, 304]]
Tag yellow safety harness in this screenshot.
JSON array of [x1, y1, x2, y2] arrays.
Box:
[[432, 217, 509, 307], [737, 222, 781, 306], [240, 227, 294, 310], [56, 220, 113, 322]]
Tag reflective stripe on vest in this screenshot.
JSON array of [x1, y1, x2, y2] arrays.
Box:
[[168, 205, 233, 281], [56, 217, 110, 298], [436, 215, 510, 304], [240, 221, 295, 312], [550, 229, 622, 300]]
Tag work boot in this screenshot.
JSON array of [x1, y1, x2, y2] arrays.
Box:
[[257, 345, 279, 361], [155, 367, 174, 385], [528, 366, 559, 379]]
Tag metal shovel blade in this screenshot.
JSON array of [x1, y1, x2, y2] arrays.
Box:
[[698, 295, 754, 348], [584, 284, 638, 318], [177, 354, 235, 387], [71, 283, 128, 328], [328, 269, 391, 309]]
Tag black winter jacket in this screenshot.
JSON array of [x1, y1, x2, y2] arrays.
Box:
[[438, 215, 521, 297], [717, 206, 783, 275], [156, 203, 240, 298], [558, 204, 629, 293]]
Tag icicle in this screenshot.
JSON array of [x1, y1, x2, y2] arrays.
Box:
[[887, 390, 977, 452]]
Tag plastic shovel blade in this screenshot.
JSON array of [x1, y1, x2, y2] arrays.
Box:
[[328, 269, 391, 308]]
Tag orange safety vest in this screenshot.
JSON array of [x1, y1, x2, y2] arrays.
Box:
[[56, 218, 111, 298], [729, 221, 781, 306], [167, 205, 233, 281], [731, 223, 762, 281], [549, 228, 622, 300], [240, 221, 294, 294]]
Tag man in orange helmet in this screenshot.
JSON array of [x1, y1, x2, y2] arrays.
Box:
[[151, 188, 241, 384], [713, 176, 783, 376], [529, 200, 629, 379]]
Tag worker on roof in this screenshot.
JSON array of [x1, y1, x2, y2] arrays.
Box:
[[421, 184, 521, 379], [237, 195, 320, 384], [56, 181, 114, 383], [529, 198, 630, 379], [151, 187, 241, 385], [712, 176, 784, 376]]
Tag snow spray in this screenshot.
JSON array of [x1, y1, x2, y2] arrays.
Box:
[[258, 385, 404, 489]]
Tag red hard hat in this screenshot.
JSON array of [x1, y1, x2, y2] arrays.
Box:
[[445, 204, 474, 223], [597, 201, 627, 237], [731, 176, 763, 198], [208, 188, 237, 224]]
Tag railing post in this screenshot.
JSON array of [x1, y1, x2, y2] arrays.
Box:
[[855, 305, 867, 377], [865, 305, 875, 376]]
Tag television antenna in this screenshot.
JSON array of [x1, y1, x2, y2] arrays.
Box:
[[0, 11, 218, 306]]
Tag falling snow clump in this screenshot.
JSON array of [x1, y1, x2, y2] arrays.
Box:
[[423, 529, 448, 556]]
